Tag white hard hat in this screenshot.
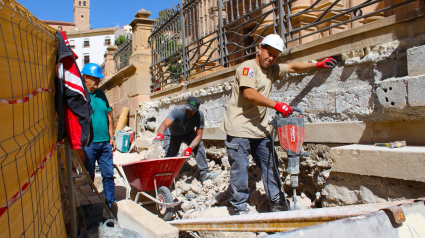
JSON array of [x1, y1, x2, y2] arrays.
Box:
[[261, 34, 284, 52]]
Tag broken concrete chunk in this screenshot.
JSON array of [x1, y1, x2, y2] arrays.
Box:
[[191, 184, 201, 194], [144, 141, 165, 160], [203, 180, 214, 189]]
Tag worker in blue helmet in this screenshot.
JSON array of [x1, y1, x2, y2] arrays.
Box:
[[81, 63, 117, 209]]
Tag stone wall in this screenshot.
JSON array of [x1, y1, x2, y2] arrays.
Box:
[[141, 37, 425, 131], [137, 23, 425, 208]]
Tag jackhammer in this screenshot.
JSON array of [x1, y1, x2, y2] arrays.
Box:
[[271, 107, 309, 210]]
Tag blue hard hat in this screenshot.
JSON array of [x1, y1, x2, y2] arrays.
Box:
[[81, 63, 104, 79]]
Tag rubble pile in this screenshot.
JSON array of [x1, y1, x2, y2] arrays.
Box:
[[170, 142, 318, 219], [278, 144, 334, 207]]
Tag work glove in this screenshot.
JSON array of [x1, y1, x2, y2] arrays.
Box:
[[316, 58, 337, 69], [183, 146, 193, 156], [153, 134, 164, 143], [274, 102, 293, 117]]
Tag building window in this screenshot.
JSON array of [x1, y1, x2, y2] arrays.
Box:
[[83, 39, 89, 47], [79, 1, 81, 6], [70, 40, 75, 49], [83, 1, 86, 6], [84, 55, 90, 64], [104, 37, 111, 46], [81, 14, 84, 18]]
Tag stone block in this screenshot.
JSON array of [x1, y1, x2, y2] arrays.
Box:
[[330, 144, 425, 182], [128, 75, 152, 97], [104, 90, 112, 105], [129, 95, 150, 117], [135, 138, 151, 149], [304, 122, 373, 144], [121, 80, 129, 98], [79, 185, 93, 194], [371, 120, 425, 146], [376, 78, 407, 108], [407, 75, 425, 106], [407, 45, 425, 76], [120, 98, 130, 111], [112, 86, 121, 104], [78, 196, 90, 207], [87, 195, 103, 205], [112, 200, 178, 238], [74, 177, 86, 186], [113, 101, 122, 119]]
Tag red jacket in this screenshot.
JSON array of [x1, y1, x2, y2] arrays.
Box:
[[55, 31, 93, 149]]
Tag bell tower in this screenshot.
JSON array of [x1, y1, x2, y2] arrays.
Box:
[[74, 0, 90, 31]]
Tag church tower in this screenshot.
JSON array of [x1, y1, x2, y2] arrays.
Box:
[[74, 0, 90, 31]]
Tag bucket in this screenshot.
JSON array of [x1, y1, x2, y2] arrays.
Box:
[[87, 219, 143, 238]]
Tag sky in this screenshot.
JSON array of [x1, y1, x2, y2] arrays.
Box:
[[16, 0, 179, 29]]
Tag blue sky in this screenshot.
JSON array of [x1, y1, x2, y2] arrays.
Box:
[[17, 0, 179, 29]]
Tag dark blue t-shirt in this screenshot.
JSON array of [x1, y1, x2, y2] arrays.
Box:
[[165, 105, 204, 136]]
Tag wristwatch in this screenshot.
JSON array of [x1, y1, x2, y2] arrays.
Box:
[[111, 136, 116, 139]]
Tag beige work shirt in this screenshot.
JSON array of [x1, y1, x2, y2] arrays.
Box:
[[220, 59, 289, 138]]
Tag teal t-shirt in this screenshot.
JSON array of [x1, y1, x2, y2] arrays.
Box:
[[89, 89, 111, 143]]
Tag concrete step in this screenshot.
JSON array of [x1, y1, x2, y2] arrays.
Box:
[[330, 144, 425, 182]]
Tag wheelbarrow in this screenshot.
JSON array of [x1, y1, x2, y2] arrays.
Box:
[[115, 156, 189, 221]]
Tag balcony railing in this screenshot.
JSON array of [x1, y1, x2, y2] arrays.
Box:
[[149, 0, 421, 92], [113, 35, 133, 72]]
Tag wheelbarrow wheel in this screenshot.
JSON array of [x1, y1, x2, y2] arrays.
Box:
[[156, 186, 174, 221]]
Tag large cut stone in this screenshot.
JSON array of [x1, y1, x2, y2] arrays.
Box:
[[331, 144, 425, 182], [112, 200, 178, 238]]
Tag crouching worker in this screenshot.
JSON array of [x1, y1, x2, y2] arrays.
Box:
[[82, 63, 116, 208], [153, 96, 220, 182]]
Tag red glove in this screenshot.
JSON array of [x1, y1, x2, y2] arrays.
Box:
[[183, 147, 193, 156], [316, 58, 337, 69], [274, 102, 293, 117], [153, 134, 164, 143]]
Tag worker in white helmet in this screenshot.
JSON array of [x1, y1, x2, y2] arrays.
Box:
[[220, 34, 336, 215]]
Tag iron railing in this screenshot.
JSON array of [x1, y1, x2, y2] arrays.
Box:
[[149, 0, 421, 91], [100, 62, 105, 77], [114, 35, 133, 72]]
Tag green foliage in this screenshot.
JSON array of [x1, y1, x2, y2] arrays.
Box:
[[157, 9, 167, 20], [114, 34, 127, 47]]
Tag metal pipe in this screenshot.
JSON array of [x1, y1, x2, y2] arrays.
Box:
[[217, 0, 225, 66], [64, 139, 77, 238], [181, 6, 188, 81], [278, 0, 284, 39], [169, 200, 415, 232]]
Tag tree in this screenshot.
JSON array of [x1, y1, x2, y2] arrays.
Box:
[[114, 34, 127, 47], [157, 9, 167, 21]]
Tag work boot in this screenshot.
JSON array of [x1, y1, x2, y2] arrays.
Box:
[[202, 171, 220, 182], [269, 200, 290, 212]]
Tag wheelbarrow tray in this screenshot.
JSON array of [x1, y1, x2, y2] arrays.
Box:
[[120, 156, 189, 192]]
